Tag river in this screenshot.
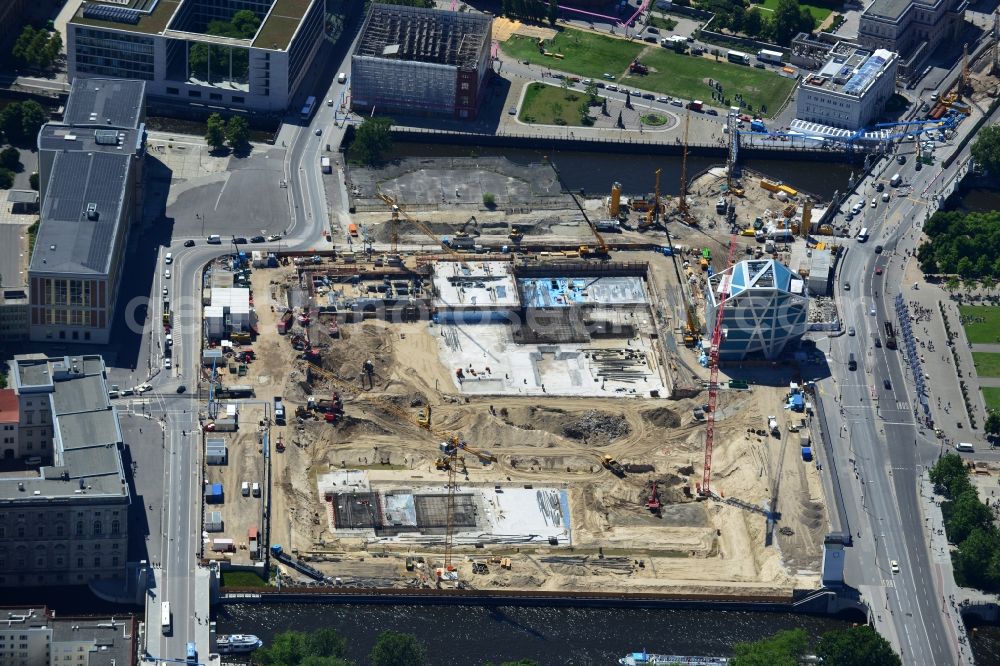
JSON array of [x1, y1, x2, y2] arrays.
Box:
[[388, 142, 857, 201], [215, 603, 853, 665]]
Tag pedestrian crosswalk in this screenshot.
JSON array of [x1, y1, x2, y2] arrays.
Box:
[[883, 579, 896, 589]]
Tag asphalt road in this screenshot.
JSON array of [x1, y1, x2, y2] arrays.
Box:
[[817, 123, 979, 665]]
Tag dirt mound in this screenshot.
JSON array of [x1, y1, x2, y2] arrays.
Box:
[[322, 324, 393, 383], [561, 410, 631, 444], [642, 407, 681, 428]]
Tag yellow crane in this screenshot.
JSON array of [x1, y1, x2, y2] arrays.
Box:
[[641, 168, 662, 229], [377, 191, 463, 254]]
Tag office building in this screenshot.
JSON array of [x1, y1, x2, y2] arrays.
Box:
[[0, 354, 129, 587], [28, 78, 147, 345], [795, 42, 898, 130], [858, 0, 965, 75], [67, 0, 325, 114], [0, 606, 136, 666], [706, 259, 809, 361], [352, 4, 493, 119]]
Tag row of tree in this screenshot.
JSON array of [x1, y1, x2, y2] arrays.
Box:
[[12, 26, 62, 71], [252, 628, 538, 666], [348, 116, 393, 165], [0, 147, 23, 191], [916, 209, 1000, 280], [930, 453, 1000, 590], [731, 625, 900, 665], [0, 100, 48, 146], [500, 0, 558, 25], [706, 0, 817, 45], [204, 113, 251, 153]]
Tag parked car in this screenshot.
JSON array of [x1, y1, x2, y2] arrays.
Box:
[[603, 72, 614, 80], [848, 326, 856, 336], [657, 96, 670, 103], [754, 63, 766, 69], [671, 99, 683, 107], [897, 155, 906, 164], [642, 92, 654, 100], [164, 358, 172, 369], [250, 235, 266, 243], [164, 269, 171, 279], [233, 237, 248, 244], [647, 26, 659, 33], [267, 234, 282, 241], [643, 36, 657, 43], [508, 106, 517, 115], [706, 109, 718, 116], [177, 385, 187, 394]]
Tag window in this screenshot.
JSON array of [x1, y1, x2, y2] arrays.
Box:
[[76, 558, 83, 568], [188, 90, 202, 98], [76, 522, 83, 536], [209, 93, 222, 101], [16, 527, 23, 538], [93, 556, 100, 568], [93, 521, 101, 536], [111, 521, 119, 535], [36, 526, 43, 537], [167, 87, 179, 95], [233, 96, 245, 104]]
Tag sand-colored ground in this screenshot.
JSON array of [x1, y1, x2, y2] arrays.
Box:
[[249, 253, 827, 597]]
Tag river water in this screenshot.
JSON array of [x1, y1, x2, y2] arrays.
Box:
[[215, 603, 852, 665], [388, 142, 857, 201]]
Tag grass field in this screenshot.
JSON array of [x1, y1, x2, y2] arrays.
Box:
[[984, 387, 1000, 414], [622, 49, 795, 117], [973, 352, 1000, 377], [958, 305, 1000, 345], [519, 82, 591, 126], [221, 570, 268, 588], [754, 0, 833, 22], [502, 30, 643, 80]]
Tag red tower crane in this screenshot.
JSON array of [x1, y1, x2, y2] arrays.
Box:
[[701, 232, 738, 495]]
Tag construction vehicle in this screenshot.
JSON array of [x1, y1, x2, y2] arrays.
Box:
[[640, 169, 663, 229], [378, 191, 465, 254], [417, 406, 430, 428], [884, 321, 898, 350], [551, 161, 608, 258], [629, 58, 648, 75], [275, 436, 286, 452], [601, 455, 625, 477], [768, 415, 780, 437], [441, 437, 497, 465], [700, 229, 738, 496], [646, 482, 661, 514]]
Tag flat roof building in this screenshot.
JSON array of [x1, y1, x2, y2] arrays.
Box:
[[795, 42, 898, 130], [706, 259, 809, 361], [67, 0, 325, 115], [351, 4, 493, 119], [858, 0, 965, 76], [1, 354, 129, 588], [0, 606, 136, 666], [28, 78, 147, 345]]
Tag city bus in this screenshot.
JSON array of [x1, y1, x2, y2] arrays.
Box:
[[727, 50, 750, 65], [300, 96, 317, 120], [160, 601, 172, 635]]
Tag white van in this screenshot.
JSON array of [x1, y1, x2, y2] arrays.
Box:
[[956, 442, 974, 452], [207, 234, 222, 244], [851, 201, 863, 215], [857, 227, 869, 242], [890, 173, 902, 187], [337, 72, 347, 84]]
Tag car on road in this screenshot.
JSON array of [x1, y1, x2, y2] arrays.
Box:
[[875, 267, 883, 275], [162, 287, 168, 297], [884, 378, 892, 390], [164, 269, 171, 279], [706, 108, 718, 116], [250, 235, 266, 243], [890, 560, 900, 574], [603, 72, 614, 80], [164, 358, 172, 369], [671, 99, 683, 107], [233, 237, 248, 244], [848, 326, 856, 336], [136, 383, 152, 393], [164, 252, 173, 264], [207, 235, 221, 244], [647, 26, 658, 33], [875, 337, 882, 348], [606, 84, 618, 92], [870, 198, 877, 208], [642, 92, 654, 100], [267, 234, 282, 241], [327, 99, 334, 106], [881, 192, 890, 202], [314, 128, 322, 136], [177, 385, 187, 394], [897, 155, 906, 164], [657, 96, 669, 103], [184, 239, 195, 247], [876, 182, 884, 192], [874, 245, 883, 254], [754, 63, 766, 69], [915, 161, 922, 171], [643, 36, 657, 43], [870, 306, 876, 316], [844, 282, 850, 291], [845, 212, 854, 222]]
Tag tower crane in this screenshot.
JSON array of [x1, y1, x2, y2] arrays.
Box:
[[642, 168, 662, 228], [678, 111, 691, 218], [701, 230, 738, 496], [377, 190, 464, 254]]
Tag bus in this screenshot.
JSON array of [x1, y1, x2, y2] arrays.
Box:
[[727, 50, 750, 65], [300, 96, 316, 120], [160, 601, 172, 635], [757, 49, 783, 65]]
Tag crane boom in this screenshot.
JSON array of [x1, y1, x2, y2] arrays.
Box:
[[679, 111, 690, 215], [702, 231, 738, 494]]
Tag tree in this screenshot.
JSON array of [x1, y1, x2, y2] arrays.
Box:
[[772, 0, 811, 45], [944, 487, 994, 543], [348, 116, 393, 165], [225, 115, 250, 150], [370, 631, 425, 666], [12, 26, 36, 65], [205, 113, 227, 151], [547, 0, 558, 26], [19, 101, 46, 142], [46, 31, 62, 64], [955, 526, 1000, 589], [0, 169, 13, 190], [29, 172, 38, 191], [972, 125, 1000, 175], [817, 625, 901, 666], [986, 411, 1000, 437], [254, 628, 352, 666], [731, 628, 809, 666], [231, 9, 262, 38], [0, 147, 20, 171], [585, 80, 599, 105], [929, 453, 970, 498], [743, 8, 763, 36], [483, 192, 496, 207]]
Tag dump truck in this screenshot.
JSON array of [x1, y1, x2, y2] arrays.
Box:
[[601, 455, 625, 477], [768, 415, 779, 437]]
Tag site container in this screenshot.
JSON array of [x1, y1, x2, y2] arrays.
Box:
[[212, 538, 235, 552], [205, 483, 224, 503]]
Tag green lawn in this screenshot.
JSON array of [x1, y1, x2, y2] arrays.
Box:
[[754, 0, 833, 22], [958, 306, 1000, 345], [972, 352, 1000, 377], [984, 387, 1000, 413], [502, 29, 643, 80], [221, 570, 269, 588], [519, 82, 593, 126], [622, 49, 796, 118], [648, 14, 679, 31]]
